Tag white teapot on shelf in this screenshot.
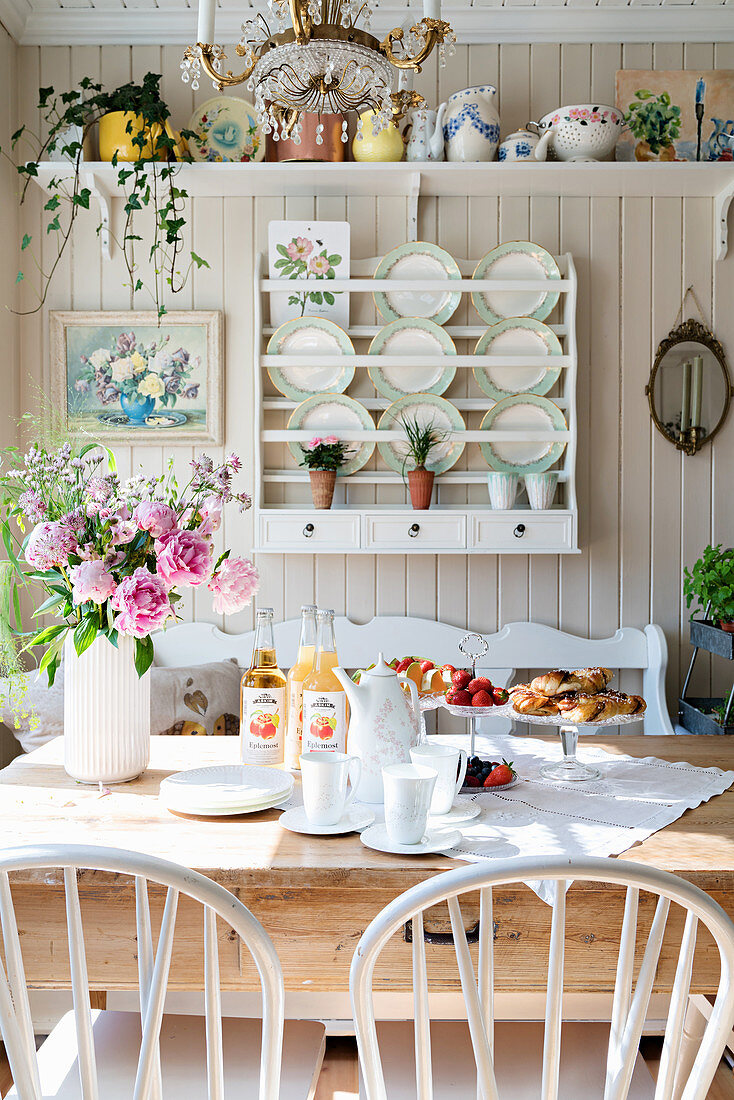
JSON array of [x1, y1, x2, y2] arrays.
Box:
[[406, 103, 447, 162], [334, 653, 421, 804]]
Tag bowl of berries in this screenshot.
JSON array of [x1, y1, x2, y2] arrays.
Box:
[[444, 668, 509, 715], [463, 757, 518, 791]]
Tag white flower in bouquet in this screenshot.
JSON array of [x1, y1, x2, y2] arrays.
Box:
[[137, 373, 165, 399]]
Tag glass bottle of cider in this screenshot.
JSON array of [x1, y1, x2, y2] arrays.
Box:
[[285, 604, 318, 770], [302, 609, 348, 755], [240, 607, 287, 766]]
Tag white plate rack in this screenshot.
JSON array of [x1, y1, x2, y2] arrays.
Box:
[[252, 251, 579, 555]]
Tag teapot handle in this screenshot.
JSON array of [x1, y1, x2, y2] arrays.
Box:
[[534, 128, 554, 162]]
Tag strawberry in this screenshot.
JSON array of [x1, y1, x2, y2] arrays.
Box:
[[467, 676, 493, 695], [451, 668, 472, 690], [419, 659, 435, 674], [464, 774, 481, 787], [491, 687, 509, 705], [484, 763, 514, 787], [395, 658, 412, 673], [471, 689, 493, 707], [446, 688, 472, 706], [440, 663, 455, 677]]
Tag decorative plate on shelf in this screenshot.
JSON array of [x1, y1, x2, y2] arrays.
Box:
[[373, 243, 461, 325], [288, 393, 375, 475], [368, 318, 457, 401], [186, 96, 265, 162], [479, 394, 567, 473], [472, 242, 561, 326], [377, 394, 465, 474], [473, 318, 563, 401], [267, 318, 355, 400]]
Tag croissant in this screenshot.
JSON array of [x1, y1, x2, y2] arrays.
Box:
[[555, 693, 606, 723], [510, 687, 559, 716], [595, 691, 647, 718], [530, 667, 613, 697]]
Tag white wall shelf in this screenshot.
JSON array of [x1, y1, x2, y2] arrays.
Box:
[[253, 251, 579, 556], [34, 161, 734, 259]]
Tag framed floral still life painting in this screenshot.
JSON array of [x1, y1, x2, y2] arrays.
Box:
[[50, 311, 223, 443]]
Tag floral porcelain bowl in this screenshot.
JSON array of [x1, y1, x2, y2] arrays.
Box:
[[530, 104, 624, 161]]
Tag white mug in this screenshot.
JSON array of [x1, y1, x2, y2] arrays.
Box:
[[382, 763, 437, 845], [300, 751, 362, 826], [410, 743, 467, 815]]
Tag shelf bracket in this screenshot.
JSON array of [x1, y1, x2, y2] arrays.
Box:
[[715, 179, 734, 262], [82, 169, 111, 261], [407, 171, 421, 242]]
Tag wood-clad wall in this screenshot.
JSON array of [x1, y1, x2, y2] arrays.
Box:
[[6, 38, 734, 718]]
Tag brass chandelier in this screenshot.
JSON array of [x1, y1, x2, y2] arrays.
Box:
[[181, 0, 456, 144]]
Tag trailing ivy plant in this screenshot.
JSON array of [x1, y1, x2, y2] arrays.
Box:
[[2, 73, 208, 319]]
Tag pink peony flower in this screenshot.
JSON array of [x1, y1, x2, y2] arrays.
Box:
[[70, 559, 116, 605], [323, 435, 339, 445], [111, 567, 174, 639], [208, 556, 259, 615], [134, 501, 178, 539], [155, 529, 212, 589], [109, 518, 138, 546], [197, 495, 223, 536], [25, 521, 78, 570]]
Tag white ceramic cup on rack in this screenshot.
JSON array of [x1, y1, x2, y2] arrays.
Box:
[[382, 763, 437, 844], [487, 472, 519, 509], [525, 472, 558, 509], [410, 743, 468, 815], [300, 751, 362, 826]]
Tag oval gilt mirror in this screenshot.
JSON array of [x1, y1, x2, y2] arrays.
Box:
[[646, 319, 733, 456]]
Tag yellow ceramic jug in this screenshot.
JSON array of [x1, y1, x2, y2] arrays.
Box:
[[352, 111, 404, 162], [98, 111, 180, 162]]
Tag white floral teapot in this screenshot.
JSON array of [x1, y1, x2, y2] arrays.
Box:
[[406, 103, 447, 162], [334, 653, 420, 804]]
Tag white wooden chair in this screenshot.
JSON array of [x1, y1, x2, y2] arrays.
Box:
[[0, 844, 325, 1099], [350, 856, 734, 1100], [152, 616, 673, 735]]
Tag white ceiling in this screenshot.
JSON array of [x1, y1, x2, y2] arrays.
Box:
[[0, 0, 732, 46]]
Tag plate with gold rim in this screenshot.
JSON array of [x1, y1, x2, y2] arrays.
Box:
[[472, 242, 561, 326], [374, 242, 461, 325], [288, 393, 375, 475], [377, 393, 465, 475], [479, 394, 567, 474], [368, 318, 457, 401], [267, 317, 355, 401], [473, 318, 562, 401]]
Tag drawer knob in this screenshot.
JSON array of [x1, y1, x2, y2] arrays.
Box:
[[513, 523, 526, 539], [408, 523, 420, 538], [303, 523, 315, 538]]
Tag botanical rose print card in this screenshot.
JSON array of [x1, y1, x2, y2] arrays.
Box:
[[268, 220, 350, 329]]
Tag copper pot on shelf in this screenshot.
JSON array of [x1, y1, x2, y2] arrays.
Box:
[[266, 110, 347, 163]]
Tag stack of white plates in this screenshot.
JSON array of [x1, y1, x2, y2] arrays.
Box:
[[160, 765, 294, 817]]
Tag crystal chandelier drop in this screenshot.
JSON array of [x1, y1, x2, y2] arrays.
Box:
[[181, 0, 456, 144]]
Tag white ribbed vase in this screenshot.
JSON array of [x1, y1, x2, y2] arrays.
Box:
[[64, 633, 151, 784]]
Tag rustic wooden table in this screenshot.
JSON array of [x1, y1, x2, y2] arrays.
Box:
[[1, 735, 733, 1000]]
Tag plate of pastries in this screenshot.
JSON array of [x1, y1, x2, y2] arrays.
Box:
[[509, 667, 647, 725]]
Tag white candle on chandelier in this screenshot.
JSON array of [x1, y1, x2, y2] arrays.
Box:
[[423, 0, 440, 19], [197, 0, 215, 45]]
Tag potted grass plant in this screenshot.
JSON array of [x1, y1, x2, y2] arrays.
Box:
[[299, 435, 350, 509], [395, 414, 449, 510]]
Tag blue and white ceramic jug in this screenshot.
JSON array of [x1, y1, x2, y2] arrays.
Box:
[[443, 85, 500, 162]]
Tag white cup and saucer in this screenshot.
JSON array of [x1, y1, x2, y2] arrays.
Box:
[[279, 751, 375, 835], [410, 742, 482, 826], [360, 763, 462, 855]]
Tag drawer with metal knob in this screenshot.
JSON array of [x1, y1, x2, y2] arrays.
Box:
[[257, 512, 361, 551], [470, 512, 576, 552], [363, 513, 467, 551]]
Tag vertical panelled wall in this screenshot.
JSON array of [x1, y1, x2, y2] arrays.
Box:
[[0, 28, 19, 455], [9, 39, 734, 714]]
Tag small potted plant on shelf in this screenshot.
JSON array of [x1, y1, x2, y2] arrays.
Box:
[[396, 414, 448, 511], [684, 544, 734, 632], [300, 435, 350, 509]]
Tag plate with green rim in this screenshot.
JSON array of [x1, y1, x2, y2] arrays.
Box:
[[473, 317, 563, 401], [287, 393, 375, 475], [267, 318, 355, 401], [479, 394, 567, 474], [472, 242, 561, 326], [373, 242, 462, 326], [368, 318, 457, 401], [377, 394, 466, 475]]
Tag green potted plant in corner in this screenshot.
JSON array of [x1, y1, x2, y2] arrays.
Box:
[[684, 544, 734, 633], [299, 435, 350, 509], [395, 414, 448, 510]]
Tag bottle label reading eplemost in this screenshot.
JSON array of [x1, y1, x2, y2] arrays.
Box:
[[241, 687, 286, 765], [302, 691, 347, 754]]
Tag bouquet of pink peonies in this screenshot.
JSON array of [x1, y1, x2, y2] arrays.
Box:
[[0, 444, 259, 683]]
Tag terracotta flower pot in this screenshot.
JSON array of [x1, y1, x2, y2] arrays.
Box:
[[407, 467, 434, 510], [309, 469, 337, 509], [719, 621, 734, 633]]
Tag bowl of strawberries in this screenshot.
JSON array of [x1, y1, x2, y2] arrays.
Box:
[[443, 667, 509, 715], [463, 757, 518, 791]]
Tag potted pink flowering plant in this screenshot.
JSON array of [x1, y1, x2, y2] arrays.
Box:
[[0, 443, 258, 783], [299, 435, 350, 509]]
